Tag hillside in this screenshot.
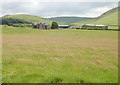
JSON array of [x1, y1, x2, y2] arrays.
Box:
[[46, 17, 95, 24], [1, 14, 53, 25], [48, 7, 118, 26], [86, 7, 118, 25], [1, 7, 119, 26]]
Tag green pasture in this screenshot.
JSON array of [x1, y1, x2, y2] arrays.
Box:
[[2, 26, 118, 83]]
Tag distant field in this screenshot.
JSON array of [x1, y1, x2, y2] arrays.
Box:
[[2, 26, 118, 83]]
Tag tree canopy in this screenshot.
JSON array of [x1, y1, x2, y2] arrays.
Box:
[[51, 22, 58, 29]]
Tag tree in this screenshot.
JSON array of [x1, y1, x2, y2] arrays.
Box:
[[51, 22, 58, 29], [33, 25, 37, 28]]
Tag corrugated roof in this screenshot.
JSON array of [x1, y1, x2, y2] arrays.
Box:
[[59, 25, 69, 26]]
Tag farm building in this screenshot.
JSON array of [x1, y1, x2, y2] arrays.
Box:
[[34, 22, 47, 29], [82, 24, 108, 30], [59, 25, 70, 29]]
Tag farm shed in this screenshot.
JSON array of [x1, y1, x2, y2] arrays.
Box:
[[59, 25, 70, 29], [82, 24, 108, 30], [34, 22, 47, 29]]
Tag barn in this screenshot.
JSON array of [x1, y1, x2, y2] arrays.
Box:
[[34, 22, 47, 29], [58, 25, 70, 29]]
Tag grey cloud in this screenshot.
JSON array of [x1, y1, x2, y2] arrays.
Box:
[[1, 2, 118, 17]]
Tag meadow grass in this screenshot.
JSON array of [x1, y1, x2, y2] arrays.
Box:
[[2, 26, 118, 83], [108, 26, 118, 29]]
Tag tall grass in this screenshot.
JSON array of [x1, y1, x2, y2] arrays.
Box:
[[2, 27, 118, 83]]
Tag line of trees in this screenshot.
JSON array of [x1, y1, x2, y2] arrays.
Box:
[[1, 18, 33, 27]]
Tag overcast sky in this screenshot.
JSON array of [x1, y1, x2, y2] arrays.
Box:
[[1, 0, 119, 18]]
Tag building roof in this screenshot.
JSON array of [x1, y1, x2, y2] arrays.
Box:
[[34, 22, 47, 25], [59, 25, 69, 26]]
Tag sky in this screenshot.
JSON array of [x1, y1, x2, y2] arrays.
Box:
[[0, 0, 119, 18]]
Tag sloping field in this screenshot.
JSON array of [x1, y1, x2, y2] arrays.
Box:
[[75, 7, 119, 26], [1, 14, 53, 24], [90, 11, 118, 25], [2, 27, 118, 83]]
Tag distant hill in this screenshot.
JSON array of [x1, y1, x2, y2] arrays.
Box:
[[0, 14, 53, 26], [78, 7, 118, 26], [46, 17, 95, 24], [1, 7, 119, 27], [47, 7, 118, 26], [89, 7, 118, 25]]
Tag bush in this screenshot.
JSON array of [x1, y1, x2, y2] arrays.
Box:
[[51, 22, 58, 29], [33, 25, 37, 28]]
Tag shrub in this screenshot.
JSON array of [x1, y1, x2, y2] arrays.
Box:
[[51, 22, 58, 29]]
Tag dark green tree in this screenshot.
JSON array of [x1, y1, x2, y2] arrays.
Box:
[[33, 25, 37, 28], [51, 22, 58, 29]]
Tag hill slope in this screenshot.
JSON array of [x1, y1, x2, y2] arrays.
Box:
[[88, 7, 118, 25], [1, 7, 119, 26], [49, 7, 118, 26], [1, 14, 53, 25], [46, 17, 95, 24]]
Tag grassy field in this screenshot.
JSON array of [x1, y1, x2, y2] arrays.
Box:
[[2, 26, 118, 83]]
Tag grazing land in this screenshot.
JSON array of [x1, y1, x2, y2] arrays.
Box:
[[2, 26, 118, 83]]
